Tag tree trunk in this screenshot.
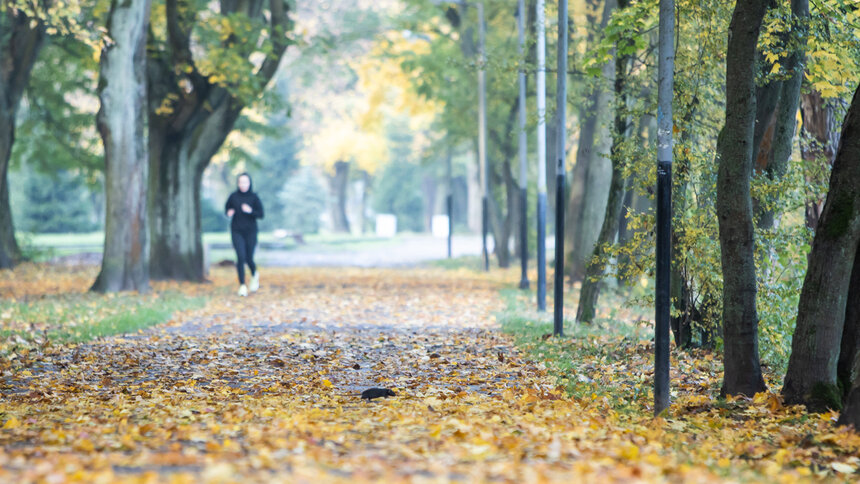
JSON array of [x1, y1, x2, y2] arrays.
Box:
[[752, 0, 807, 230], [567, 0, 616, 282], [92, 0, 152, 293], [422, 174, 437, 233], [838, 246, 860, 401], [328, 161, 351, 233], [147, 0, 291, 281], [148, 138, 206, 281], [0, 117, 20, 269], [801, 90, 842, 229], [715, 0, 770, 397], [0, 5, 49, 268], [576, 8, 630, 324], [839, 245, 860, 427], [784, 85, 860, 412]]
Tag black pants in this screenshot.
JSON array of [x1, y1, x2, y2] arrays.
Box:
[[231, 229, 257, 284]]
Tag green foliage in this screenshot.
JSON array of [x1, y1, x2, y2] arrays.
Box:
[[279, 166, 327, 234], [12, 38, 101, 176], [11, 167, 101, 234], [372, 159, 425, 233], [200, 197, 228, 233]]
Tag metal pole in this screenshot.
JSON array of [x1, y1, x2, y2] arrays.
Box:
[[447, 147, 453, 259], [553, 0, 568, 337], [536, 0, 547, 311], [517, 0, 529, 290], [655, 0, 674, 416], [477, 1, 489, 272]]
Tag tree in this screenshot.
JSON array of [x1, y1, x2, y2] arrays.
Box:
[[576, 0, 632, 324], [567, 0, 615, 283], [91, 0, 152, 293], [147, 0, 292, 281], [715, 0, 770, 397], [0, 2, 49, 268], [751, 0, 807, 230], [783, 83, 860, 413]]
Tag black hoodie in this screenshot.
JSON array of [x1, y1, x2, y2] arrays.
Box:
[[225, 180, 264, 232]]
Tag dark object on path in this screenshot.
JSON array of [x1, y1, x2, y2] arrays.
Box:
[[361, 388, 396, 400], [216, 259, 236, 267]]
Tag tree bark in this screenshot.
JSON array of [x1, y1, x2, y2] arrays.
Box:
[[92, 0, 152, 293], [839, 246, 860, 427], [328, 161, 351, 233], [0, 4, 50, 268], [715, 0, 770, 397], [838, 247, 860, 401], [800, 90, 842, 229], [752, 0, 807, 230], [784, 84, 860, 412], [567, 0, 616, 282], [576, 5, 630, 323], [147, 0, 291, 281]]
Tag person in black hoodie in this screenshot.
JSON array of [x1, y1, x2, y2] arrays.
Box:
[[225, 173, 264, 296]]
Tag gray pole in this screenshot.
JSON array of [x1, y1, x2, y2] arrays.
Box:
[[654, 0, 674, 415], [477, 1, 489, 272], [553, 0, 568, 337], [517, 0, 529, 290], [535, 0, 547, 311]]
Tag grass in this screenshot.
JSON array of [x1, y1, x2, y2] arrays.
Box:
[[21, 231, 402, 263], [496, 283, 655, 412], [0, 290, 208, 352], [427, 255, 486, 271]]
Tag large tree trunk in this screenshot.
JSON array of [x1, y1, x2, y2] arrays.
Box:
[[838, 247, 860, 402], [328, 161, 351, 233], [92, 0, 152, 293], [752, 0, 807, 230], [784, 85, 860, 412], [148, 137, 207, 281], [576, 5, 630, 323], [0, 117, 20, 269], [715, 0, 769, 397], [147, 0, 291, 281], [0, 5, 49, 268], [566, 0, 615, 282], [839, 245, 860, 427]]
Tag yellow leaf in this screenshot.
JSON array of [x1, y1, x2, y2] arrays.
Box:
[[3, 417, 20, 429], [770, 62, 781, 75], [73, 438, 95, 452], [619, 443, 639, 460], [322, 379, 333, 388]]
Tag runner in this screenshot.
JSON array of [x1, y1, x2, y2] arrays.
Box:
[[225, 173, 264, 296]]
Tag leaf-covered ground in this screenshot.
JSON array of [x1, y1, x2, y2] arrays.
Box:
[[2, 265, 860, 483]]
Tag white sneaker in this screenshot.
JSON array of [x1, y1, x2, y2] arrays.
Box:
[[238, 284, 248, 297], [249, 271, 259, 292]]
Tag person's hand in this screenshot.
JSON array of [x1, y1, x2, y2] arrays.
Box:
[[241, 203, 252, 214], [227, 209, 235, 217]]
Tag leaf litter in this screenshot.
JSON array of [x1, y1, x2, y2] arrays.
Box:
[[0, 266, 859, 483]]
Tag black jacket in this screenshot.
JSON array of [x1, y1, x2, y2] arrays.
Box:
[[225, 190, 264, 232]]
